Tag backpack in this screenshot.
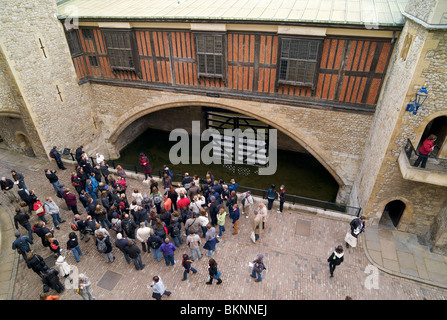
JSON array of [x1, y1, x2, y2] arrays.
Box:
[[97, 237, 107, 253], [50, 240, 59, 251], [49, 151, 55, 159], [71, 221, 78, 231], [172, 224, 180, 237], [153, 194, 161, 205], [149, 237, 160, 249], [111, 221, 120, 232]]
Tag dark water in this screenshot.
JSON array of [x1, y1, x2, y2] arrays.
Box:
[[113, 128, 339, 202]]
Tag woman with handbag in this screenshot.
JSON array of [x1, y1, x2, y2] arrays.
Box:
[[33, 198, 47, 223], [206, 258, 222, 285]]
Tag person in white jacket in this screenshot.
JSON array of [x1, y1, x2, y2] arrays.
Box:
[[241, 191, 254, 219], [55, 255, 72, 283], [131, 189, 144, 206], [136, 222, 153, 253]]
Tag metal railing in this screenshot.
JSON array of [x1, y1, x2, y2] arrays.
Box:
[[404, 139, 447, 171], [67, 154, 361, 217]]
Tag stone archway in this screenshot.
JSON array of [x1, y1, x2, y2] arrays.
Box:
[[15, 131, 35, 157], [107, 101, 347, 187]]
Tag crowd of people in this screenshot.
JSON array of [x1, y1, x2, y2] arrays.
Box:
[[4, 144, 365, 300]]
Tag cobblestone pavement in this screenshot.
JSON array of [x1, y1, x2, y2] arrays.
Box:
[[1, 149, 446, 301]]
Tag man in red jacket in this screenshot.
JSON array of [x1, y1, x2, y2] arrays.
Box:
[[413, 134, 437, 168]]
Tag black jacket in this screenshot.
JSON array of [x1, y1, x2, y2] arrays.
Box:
[[14, 211, 30, 228], [0, 178, 14, 190], [124, 244, 141, 259], [147, 234, 163, 249], [328, 252, 344, 265], [45, 171, 59, 184], [28, 254, 46, 273]]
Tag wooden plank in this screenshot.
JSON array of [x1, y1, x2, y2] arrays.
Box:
[[375, 42, 391, 73]]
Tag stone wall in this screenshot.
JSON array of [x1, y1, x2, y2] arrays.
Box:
[[352, 14, 447, 248], [0, 0, 100, 158]]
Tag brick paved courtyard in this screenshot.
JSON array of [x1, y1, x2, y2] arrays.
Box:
[[1, 150, 447, 301]]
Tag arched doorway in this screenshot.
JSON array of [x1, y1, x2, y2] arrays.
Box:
[[380, 200, 406, 229], [417, 116, 447, 158], [15, 132, 36, 157]]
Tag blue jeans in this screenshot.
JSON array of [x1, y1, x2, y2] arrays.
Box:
[[51, 181, 60, 193], [132, 254, 144, 270], [183, 267, 197, 280], [71, 245, 83, 262], [121, 250, 131, 263], [21, 222, 33, 240], [173, 234, 183, 247], [51, 213, 63, 228], [207, 249, 215, 257], [267, 199, 274, 210], [413, 154, 429, 168], [252, 268, 262, 281], [152, 248, 162, 261], [37, 215, 47, 224], [218, 225, 225, 237], [99, 219, 111, 229], [163, 254, 175, 266], [190, 248, 202, 261]]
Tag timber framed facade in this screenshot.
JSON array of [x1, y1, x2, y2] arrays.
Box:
[[65, 25, 394, 112]]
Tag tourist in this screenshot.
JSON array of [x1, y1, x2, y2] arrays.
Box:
[[328, 245, 344, 278], [44, 196, 65, 230], [136, 221, 153, 253], [67, 231, 83, 262], [14, 207, 33, 240], [153, 218, 167, 241], [26, 252, 47, 278], [253, 209, 263, 242], [72, 214, 90, 243], [33, 221, 53, 247], [55, 255, 73, 283], [184, 212, 200, 236], [150, 276, 171, 300], [115, 165, 126, 181], [131, 188, 144, 206], [227, 190, 237, 219], [181, 254, 197, 281], [228, 178, 238, 193], [147, 232, 163, 262], [205, 258, 222, 285], [63, 188, 80, 215], [160, 238, 176, 266], [250, 254, 266, 282], [75, 145, 84, 165], [125, 239, 145, 270], [277, 185, 286, 213], [78, 273, 95, 300], [11, 170, 27, 190], [208, 195, 219, 227], [49, 146, 67, 170], [99, 161, 110, 185], [267, 184, 276, 211], [33, 197, 47, 223], [204, 224, 219, 257], [100, 190, 111, 214], [114, 233, 131, 264], [241, 190, 254, 218], [167, 185, 178, 211], [44, 169, 60, 194], [12, 231, 33, 265], [258, 203, 268, 230], [169, 215, 182, 247], [197, 208, 209, 237], [151, 187, 163, 213], [42, 267, 65, 293], [47, 234, 61, 257], [92, 165, 102, 184], [94, 204, 112, 230], [187, 181, 200, 201], [1, 176, 19, 203], [232, 203, 240, 235], [413, 134, 437, 168], [217, 208, 226, 237], [163, 173, 172, 192], [186, 227, 202, 261], [79, 153, 93, 176], [95, 232, 114, 263], [346, 216, 366, 248], [139, 152, 153, 180]]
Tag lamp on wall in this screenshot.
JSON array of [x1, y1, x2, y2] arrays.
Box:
[[405, 86, 428, 115]]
